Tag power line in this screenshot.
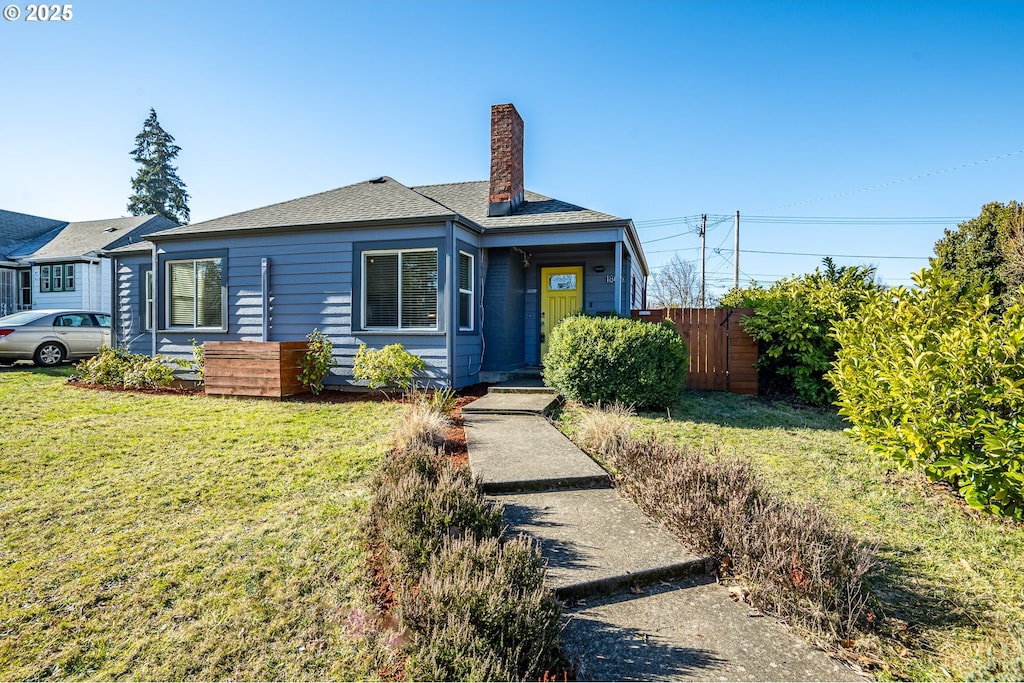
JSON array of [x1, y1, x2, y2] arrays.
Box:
[[752, 148, 1024, 213], [741, 248, 929, 260]]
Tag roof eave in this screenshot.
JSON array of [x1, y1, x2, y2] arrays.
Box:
[[148, 213, 461, 242], [479, 218, 632, 235]]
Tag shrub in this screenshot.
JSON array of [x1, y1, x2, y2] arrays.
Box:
[[721, 258, 879, 405], [187, 338, 205, 385], [967, 624, 1024, 682], [370, 451, 503, 580], [367, 443, 565, 681], [573, 403, 635, 462], [543, 315, 687, 409], [401, 535, 564, 681], [393, 401, 451, 452], [75, 346, 177, 390], [298, 328, 337, 395], [603, 434, 875, 642], [830, 267, 1024, 519], [413, 387, 459, 414], [353, 343, 426, 395]]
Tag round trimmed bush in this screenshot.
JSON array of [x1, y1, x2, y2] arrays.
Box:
[[543, 315, 688, 409]]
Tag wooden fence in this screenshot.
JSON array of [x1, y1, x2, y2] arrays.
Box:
[[632, 308, 758, 395]]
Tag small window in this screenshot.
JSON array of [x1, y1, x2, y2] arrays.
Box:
[[40, 266, 51, 293], [53, 265, 63, 292], [362, 248, 438, 330], [65, 264, 75, 291], [166, 258, 224, 329], [548, 273, 577, 291], [458, 251, 474, 331]]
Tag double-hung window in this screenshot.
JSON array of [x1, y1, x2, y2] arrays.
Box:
[[39, 263, 76, 293], [363, 248, 438, 330], [166, 258, 223, 329], [458, 251, 474, 331]]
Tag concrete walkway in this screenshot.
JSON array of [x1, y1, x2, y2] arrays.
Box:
[[464, 383, 865, 682]]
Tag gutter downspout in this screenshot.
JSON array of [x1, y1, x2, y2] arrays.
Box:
[[109, 256, 119, 347], [261, 257, 270, 342], [151, 247, 158, 358], [446, 219, 456, 389]]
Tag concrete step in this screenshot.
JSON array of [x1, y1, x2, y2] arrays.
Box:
[[496, 487, 709, 601], [460, 391, 559, 416], [465, 414, 611, 493]]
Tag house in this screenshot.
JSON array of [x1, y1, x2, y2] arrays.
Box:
[[0, 209, 175, 316], [110, 104, 649, 388]]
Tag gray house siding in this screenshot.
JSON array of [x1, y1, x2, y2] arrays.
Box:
[[451, 234, 483, 387], [481, 247, 525, 374], [147, 223, 457, 387], [113, 254, 153, 352]]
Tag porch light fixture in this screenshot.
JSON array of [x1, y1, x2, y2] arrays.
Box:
[[593, 265, 606, 273]]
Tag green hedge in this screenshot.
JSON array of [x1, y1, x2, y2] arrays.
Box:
[[830, 268, 1024, 519], [543, 315, 688, 409]]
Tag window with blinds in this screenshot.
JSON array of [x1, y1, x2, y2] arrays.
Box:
[[363, 249, 437, 330], [458, 251, 474, 331], [166, 258, 223, 328]]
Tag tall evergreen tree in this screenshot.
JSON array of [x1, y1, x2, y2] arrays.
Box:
[[127, 108, 190, 224]]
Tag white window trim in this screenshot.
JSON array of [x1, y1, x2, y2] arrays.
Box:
[[361, 247, 439, 331], [144, 270, 154, 331], [37, 262, 76, 292], [165, 257, 224, 330], [458, 250, 474, 332]]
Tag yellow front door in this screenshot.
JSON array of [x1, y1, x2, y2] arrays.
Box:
[[540, 265, 584, 360]]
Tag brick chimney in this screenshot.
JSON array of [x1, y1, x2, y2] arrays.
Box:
[[488, 103, 525, 217]]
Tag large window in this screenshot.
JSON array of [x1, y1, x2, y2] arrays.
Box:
[[39, 263, 76, 293], [363, 249, 438, 330], [458, 251, 474, 331], [166, 258, 223, 329]]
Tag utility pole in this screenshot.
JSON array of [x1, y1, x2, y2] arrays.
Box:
[[734, 210, 740, 290], [700, 213, 707, 307]]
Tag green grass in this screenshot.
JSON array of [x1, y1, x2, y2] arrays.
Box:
[[559, 392, 1024, 681], [0, 367, 404, 680]]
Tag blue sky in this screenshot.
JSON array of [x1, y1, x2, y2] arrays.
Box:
[[2, 0, 1022, 297]]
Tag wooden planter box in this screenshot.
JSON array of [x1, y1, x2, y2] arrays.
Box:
[[204, 341, 307, 398]]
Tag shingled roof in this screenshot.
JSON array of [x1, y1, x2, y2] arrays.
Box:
[[413, 181, 622, 229], [10, 215, 176, 260], [146, 176, 627, 241], [0, 209, 65, 260], [149, 177, 457, 239]]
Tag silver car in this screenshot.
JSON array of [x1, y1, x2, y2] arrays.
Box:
[[0, 310, 112, 367]]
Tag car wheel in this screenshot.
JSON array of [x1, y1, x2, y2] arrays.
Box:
[[34, 342, 66, 367]]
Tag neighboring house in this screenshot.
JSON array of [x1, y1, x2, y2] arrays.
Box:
[[110, 104, 649, 388], [0, 209, 175, 316]]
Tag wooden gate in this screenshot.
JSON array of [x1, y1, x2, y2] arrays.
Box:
[[632, 308, 758, 395]]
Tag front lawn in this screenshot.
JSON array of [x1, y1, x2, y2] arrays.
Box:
[[559, 392, 1024, 681], [0, 367, 404, 680]]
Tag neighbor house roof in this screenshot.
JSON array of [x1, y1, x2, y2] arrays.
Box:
[[146, 176, 629, 241], [9, 215, 176, 260], [0, 209, 66, 260]]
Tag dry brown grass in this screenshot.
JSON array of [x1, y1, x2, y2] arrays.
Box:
[[572, 402, 635, 461], [392, 400, 452, 451]]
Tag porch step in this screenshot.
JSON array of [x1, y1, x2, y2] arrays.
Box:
[[489, 378, 551, 394]]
